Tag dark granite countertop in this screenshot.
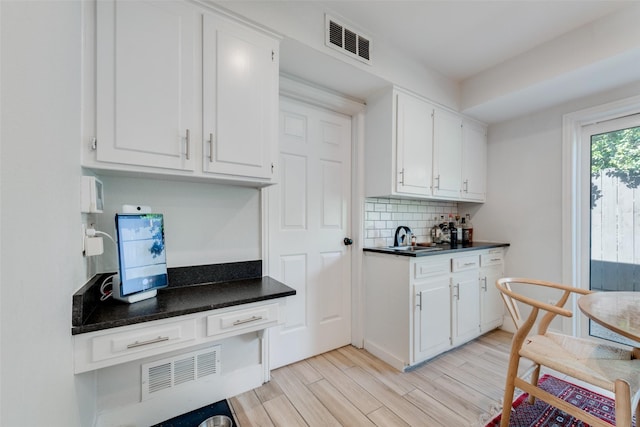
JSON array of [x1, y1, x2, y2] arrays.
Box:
[[72, 261, 296, 335], [363, 241, 509, 257]]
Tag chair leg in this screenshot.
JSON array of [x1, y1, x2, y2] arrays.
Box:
[[500, 355, 521, 427], [614, 379, 632, 427], [527, 364, 540, 405]]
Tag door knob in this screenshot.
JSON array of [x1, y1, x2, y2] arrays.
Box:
[[343, 237, 353, 246]]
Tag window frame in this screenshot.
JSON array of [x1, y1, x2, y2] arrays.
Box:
[[562, 94, 640, 338]]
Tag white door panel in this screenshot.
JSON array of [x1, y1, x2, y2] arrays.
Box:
[[269, 98, 352, 368]]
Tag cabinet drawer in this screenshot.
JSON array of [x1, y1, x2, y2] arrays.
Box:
[[207, 303, 279, 337], [91, 318, 196, 363], [481, 250, 504, 267], [451, 255, 479, 272], [414, 258, 450, 279]]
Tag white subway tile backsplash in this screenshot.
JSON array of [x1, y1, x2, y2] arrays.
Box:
[[364, 197, 457, 247]]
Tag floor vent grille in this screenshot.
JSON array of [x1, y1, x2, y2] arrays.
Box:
[[141, 345, 221, 401], [325, 14, 371, 64]]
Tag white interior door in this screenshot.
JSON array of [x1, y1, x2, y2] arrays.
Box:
[[268, 97, 352, 369]]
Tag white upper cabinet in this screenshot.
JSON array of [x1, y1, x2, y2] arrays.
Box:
[[365, 86, 487, 202], [89, 0, 279, 186], [396, 92, 434, 196], [432, 108, 463, 200], [461, 120, 487, 202], [202, 13, 278, 179], [365, 88, 434, 198], [96, 0, 197, 171]]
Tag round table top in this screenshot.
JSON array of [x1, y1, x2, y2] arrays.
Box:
[[578, 292, 640, 343]]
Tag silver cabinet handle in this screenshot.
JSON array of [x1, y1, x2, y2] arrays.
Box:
[[208, 133, 214, 162], [453, 284, 460, 300], [490, 258, 501, 262], [399, 168, 405, 185], [434, 174, 440, 189], [185, 129, 191, 160], [463, 262, 476, 267], [232, 316, 263, 326], [463, 179, 469, 193], [126, 336, 170, 349], [482, 276, 488, 291], [417, 292, 422, 310]]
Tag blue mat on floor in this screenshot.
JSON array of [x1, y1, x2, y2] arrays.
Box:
[[151, 399, 234, 427]]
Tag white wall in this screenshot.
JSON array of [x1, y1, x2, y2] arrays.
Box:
[[470, 80, 640, 333], [214, 1, 460, 109], [0, 1, 95, 426], [92, 176, 261, 274]]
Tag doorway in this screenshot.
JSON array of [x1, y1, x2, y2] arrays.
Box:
[[266, 95, 354, 369], [583, 113, 640, 346]]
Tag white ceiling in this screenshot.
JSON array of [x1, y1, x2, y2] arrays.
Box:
[[219, 0, 640, 123], [321, 1, 630, 82]]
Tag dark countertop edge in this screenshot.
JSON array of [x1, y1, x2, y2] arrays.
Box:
[[72, 260, 266, 331], [363, 241, 510, 257], [71, 276, 296, 335], [71, 285, 296, 335]]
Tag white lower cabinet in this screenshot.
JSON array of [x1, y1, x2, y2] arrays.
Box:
[[480, 249, 506, 332], [364, 247, 505, 371], [451, 254, 481, 346], [414, 277, 451, 362], [73, 300, 285, 374]]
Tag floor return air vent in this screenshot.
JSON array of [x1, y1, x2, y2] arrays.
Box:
[[141, 345, 221, 401], [325, 14, 371, 64]]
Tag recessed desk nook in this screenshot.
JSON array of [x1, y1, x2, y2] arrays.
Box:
[[72, 260, 295, 425]]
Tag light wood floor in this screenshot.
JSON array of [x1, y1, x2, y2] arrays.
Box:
[[229, 329, 519, 427]]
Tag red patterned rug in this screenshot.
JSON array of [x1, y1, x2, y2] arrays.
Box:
[[486, 374, 636, 426]]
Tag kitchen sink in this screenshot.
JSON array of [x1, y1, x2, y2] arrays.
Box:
[[386, 246, 444, 252]]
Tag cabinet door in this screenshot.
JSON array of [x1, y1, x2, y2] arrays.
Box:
[[96, 0, 196, 170], [202, 13, 278, 179], [480, 264, 504, 332], [451, 270, 480, 345], [413, 277, 451, 363], [396, 92, 433, 196], [432, 108, 462, 199], [461, 121, 487, 201]]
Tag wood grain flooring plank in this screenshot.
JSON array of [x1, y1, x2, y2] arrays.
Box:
[[262, 394, 308, 427], [366, 406, 411, 427], [307, 379, 377, 427], [344, 366, 440, 426], [404, 370, 486, 421], [338, 345, 416, 396], [306, 354, 382, 415], [290, 360, 323, 385], [404, 388, 471, 426], [323, 346, 357, 370], [229, 391, 275, 427], [254, 378, 285, 404], [431, 373, 499, 413], [270, 365, 342, 427], [231, 330, 518, 427]]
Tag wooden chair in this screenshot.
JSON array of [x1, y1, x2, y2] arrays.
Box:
[[496, 277, 640, 427]]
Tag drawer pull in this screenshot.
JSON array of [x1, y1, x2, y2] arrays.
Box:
[[490, 258, 501, 262], [126, 336, 170, 349], [232, 316, 263, 326], [463, 262, 476, 267]]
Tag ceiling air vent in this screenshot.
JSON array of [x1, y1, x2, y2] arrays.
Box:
[[325, 15, 372, 65]]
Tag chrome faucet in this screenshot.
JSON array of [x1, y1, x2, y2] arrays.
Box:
[[394, 226, 412, 247]]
